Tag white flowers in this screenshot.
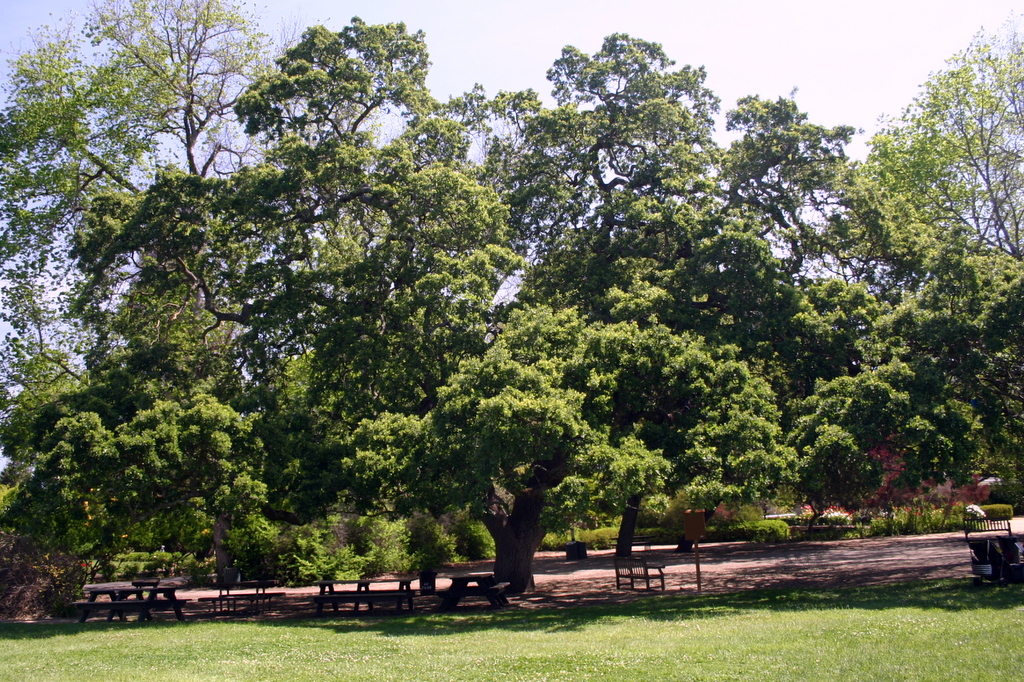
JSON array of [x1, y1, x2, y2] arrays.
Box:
[[965, 504, 987, 519], [819, 508, 853, 525]]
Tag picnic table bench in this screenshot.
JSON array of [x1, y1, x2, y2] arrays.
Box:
[[197, 580, 285, 614], [436, 573, 510, 611], [630, 535, 653, 551], [314, 579, 415, 615], [614, 556, 666, 590], [963, 518, 1014, 540], [74, 579, 190, 622]]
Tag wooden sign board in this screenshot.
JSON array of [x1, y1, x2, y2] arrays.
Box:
[[683, 509, 706, 542]]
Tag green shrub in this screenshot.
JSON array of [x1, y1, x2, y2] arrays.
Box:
[[980, 504, 1014, 520], [112, 550, 216, 583], [225, 513, 278, 580], [539, 526, 679, 551], [732, 505, 767, 524], [270, 521, 364, 586], [144, 551, 175, 575], [704, 520, 789, 543], [538, 532, 568, 551], [347, 516, 410, 577], [660, 491, 692, 534], [868, 505, 965, 536], [579, 527, 620, 549], [988, 482, 1024, 511], [449, 513, 495, 561], [177, 555, 216, 585], [406, 514, 460, 571], [635, 527, 679, 545]]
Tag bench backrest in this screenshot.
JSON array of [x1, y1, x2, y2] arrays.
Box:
[[964, 518, 1012, 534], [614, 557, 651, 577]]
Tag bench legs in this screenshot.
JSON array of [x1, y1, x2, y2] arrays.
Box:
[[315, 595, 415, 616]]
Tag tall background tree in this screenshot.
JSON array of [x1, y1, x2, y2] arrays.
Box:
[[3, 3, 1020, 595]]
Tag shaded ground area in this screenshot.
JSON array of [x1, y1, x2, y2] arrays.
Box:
[[175, 526, 992, 619], [12, 524, 1011, 623]]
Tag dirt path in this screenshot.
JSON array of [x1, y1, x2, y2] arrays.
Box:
[[169, 525, 999, 619]]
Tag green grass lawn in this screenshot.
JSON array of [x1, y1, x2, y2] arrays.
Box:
[[1, 579, 1021, 681]]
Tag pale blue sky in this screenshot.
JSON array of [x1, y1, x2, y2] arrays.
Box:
[[3, 0, 1023, 158]]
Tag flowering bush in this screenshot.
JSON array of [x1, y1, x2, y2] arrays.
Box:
[[819, 508, 854, 526], [965, 504, 987, 519], [869, 503, 965, 536]]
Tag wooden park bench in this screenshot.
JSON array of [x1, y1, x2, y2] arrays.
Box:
[[614, 556, 665, 590], [963, 518, 1013, 541], [630, 532, 655, 548], [314, 579, 416, 615]]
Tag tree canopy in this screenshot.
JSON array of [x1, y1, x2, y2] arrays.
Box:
[[2, 3, 1022, 592]]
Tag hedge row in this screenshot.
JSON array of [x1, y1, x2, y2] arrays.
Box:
[[980, 504, 1014, 520], [540, 520, 790, 550]]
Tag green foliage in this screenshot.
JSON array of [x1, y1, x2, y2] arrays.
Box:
[[862, 23, 1024, 487], [539, 526, 619, 551], [110, 550, 215, 583], [448, 512, 495, 561], [346, 516, 411, 577], [868, 26, 1024, 260], [6, 7, 1023, 596], [539, 525, 679, 551], [717, 505, 767, 524], [268, 520, 364, 587], [3, 392, 264, 556], [988, 481, 1024, 511], [405, 514, 461, 571], [867, 504, 965, 536], [979, 504, 1014, 520], [704, 520, 790, 543], [225, 513, 279, 581], [790, 361, 974, 512]]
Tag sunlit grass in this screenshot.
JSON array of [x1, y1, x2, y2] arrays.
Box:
[[1, 579, 1021, 681]]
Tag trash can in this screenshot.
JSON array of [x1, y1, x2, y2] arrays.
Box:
[[997, 536, 1023, 584], [419, 570, 437, 595], [223, 567, 241, 584], [565, 541, 587, 561], [968, 539, 1003, 584]]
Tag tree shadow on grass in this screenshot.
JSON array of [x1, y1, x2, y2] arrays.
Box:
[[369, 578, 1022, 637], [1, 578, 1012, 641]]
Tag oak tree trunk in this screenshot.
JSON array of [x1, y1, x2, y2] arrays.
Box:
[[213, 514, 232, 578], [483, 487, 548, 593]]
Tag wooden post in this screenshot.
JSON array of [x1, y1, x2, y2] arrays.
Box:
[[682, 509, 707, 592], [693, 542, 701, 592]]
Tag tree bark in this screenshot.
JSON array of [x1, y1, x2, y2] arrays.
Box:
[[615, 494, 642, 558], [212, 514, 232, 578], [483, 487, 548, 593]]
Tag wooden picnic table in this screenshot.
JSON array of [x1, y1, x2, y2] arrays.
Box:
[[631, 535, 654, 551], [436, 572, 510, 612], [75, 578, 190, 622], [198, 580, 284, 614], [314, 579, 416, 615]]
